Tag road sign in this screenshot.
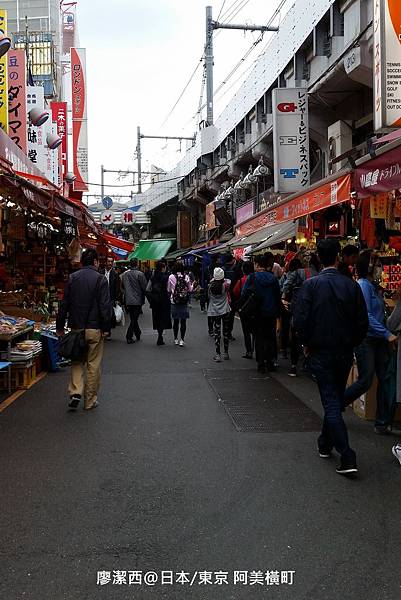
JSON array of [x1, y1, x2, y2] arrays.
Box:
[[102, 196, 113, 209], [121, 209, 135, 225], [100, 210, 115, 226]]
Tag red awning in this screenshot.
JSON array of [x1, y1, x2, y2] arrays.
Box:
[[101, 232, 135, 252], [354, 144, 401, 198], [373, 130, 401, 145]]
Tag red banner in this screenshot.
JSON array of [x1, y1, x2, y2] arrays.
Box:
[[354, 145, 401, 198], [51, 102, 68, 178], [236, 174, 352, 237], [71, 48, 88, 192], [8, 49, 27, 153]]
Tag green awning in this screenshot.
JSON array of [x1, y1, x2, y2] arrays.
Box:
[[130, 239, 173, 261]]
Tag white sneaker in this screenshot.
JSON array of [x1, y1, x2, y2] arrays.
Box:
[[174, 339, 179, 345], [392, 444, 401, 465], [179, 340, 185, 347]]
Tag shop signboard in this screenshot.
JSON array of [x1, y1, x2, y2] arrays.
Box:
[[71, 48, 88, 191], [205, 201, 216, 230], [374, 0, 401, 130], [8, 49, 27, 153], [0, 9, 8, 134], [355, 144, 401, 197], [236, 201, 254, 224], [51, 102, 68, 178], [26, 86, 46, 175], [235, 173, 351, 237], [272, 88, 310, 193]]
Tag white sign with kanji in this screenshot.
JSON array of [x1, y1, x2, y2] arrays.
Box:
[[121, 209, 136, 225]]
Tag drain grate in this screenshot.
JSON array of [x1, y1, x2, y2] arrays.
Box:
[[204, 369, 321, 433]]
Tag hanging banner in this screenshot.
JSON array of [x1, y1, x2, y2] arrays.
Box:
[[236, 173, 351, 237], [26, 86, 46, 175], [272, 88, 310, 193], [71, 48, 88, 192], [0, 9, 8, 133], [370, 193, 389, 218], [354, 144, 401, 197], [374, 0, 401, 130], [8, 49, 27, 153], [205, 201, 216, 230], [44, 122, 60, 186], [51, 102, 68, 177]]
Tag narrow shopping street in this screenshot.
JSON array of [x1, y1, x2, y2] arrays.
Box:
[[0, 305, 400, 600]]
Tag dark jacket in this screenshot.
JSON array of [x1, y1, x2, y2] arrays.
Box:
[[147, 272, 172, 331], [102, 268, 121, 304], [56, 266, 112, 332], [242, 271, 281, 318], [293, 268, 368, 354]]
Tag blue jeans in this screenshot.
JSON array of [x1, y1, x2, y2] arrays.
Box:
[[309, 352, 355, 464], [343, 338, 390, 428]]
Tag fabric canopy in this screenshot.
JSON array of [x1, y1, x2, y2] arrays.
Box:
[[131, 239, 173, 261], [101, 232, 135, 252], [252, 221, 297, 252], [373, 130, 401, 145], [230, 227, 276, 248]]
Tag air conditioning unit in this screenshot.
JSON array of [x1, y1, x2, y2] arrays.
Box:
[[328, 120, 353, 173]]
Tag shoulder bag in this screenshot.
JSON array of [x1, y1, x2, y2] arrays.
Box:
[[58, 276, 101, 361], [238, 273, 262, 320]]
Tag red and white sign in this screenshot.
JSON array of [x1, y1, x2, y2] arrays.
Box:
[[8, 49, 27, 153], [71, 48, 88, 191], [374, 0, 401, 129], [121, 209, 135, 224], [51, 102, 68, 178], [26, 86, 46, 175], [100, 210, 114, 225]]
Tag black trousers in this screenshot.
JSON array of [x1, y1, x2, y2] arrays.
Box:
[[213, 314, 230, 355], [255, 316, 276, 367], [240, 317, 254, 355], [126, 305, 142, 341]]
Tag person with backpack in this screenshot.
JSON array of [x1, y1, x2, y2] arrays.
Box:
[[233, 260, 255, 359], [241, 255, 281, 373], [121, 259, 148, 344], [146, 261, 172, 346], [207, 267, 232, 362], [167, 261, 193, 346], [282, 256, 318, 377]]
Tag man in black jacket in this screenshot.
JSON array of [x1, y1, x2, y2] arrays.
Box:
[[293, 239, 368, 476], [102, 256, 121, 337], [56, 249, 112, 411]]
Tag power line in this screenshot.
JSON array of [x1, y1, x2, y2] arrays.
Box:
[[217, 0, 227, 21]]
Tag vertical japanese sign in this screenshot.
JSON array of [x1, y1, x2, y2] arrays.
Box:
[[26, 86, 46, 174], [51, 102, 68, 178], [71, 48, 88, 192], [0, 9, 8, 133], [43, 121, 59, 186], [8, 49, 27, 153], [374, 0, 401, 130], [272, 88, 310, 194]]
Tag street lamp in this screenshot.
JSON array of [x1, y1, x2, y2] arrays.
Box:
[[46, 132, 62, 150], [29, 106, 49, 127]]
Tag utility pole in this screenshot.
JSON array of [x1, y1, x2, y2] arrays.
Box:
[[205, 5, 279, 127], [137, 126, 142, 194]]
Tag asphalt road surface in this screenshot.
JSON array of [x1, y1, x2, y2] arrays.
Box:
[[1, 305, 400, 600]]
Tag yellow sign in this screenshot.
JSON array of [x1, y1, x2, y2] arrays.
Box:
[[0, 9, 8, 133]]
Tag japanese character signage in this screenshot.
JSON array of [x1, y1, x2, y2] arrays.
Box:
[[44, 121, 60, 186], [8, 49, 27, 153], [0, 9, 8, 133], [26, 86, 46, 175], [370, 193, 389, 218], [272, 88, 310, 193], [71, 48, 88, 191], [121, 209, 135, 225], [235, 174, 351, 237], [355, 144, 401, 197], [374, 0, 401, 130], [61, 214, 77, 238], [51, 102, 68, 178], [100, 210, 115, 226]]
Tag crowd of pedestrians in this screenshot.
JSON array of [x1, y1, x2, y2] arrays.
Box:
[[56, 241, 401, 476]]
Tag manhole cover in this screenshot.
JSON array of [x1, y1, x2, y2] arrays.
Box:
[[204, 369, 321, 433]]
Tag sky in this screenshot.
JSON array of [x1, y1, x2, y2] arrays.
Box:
[[77, 0, 287, 204]]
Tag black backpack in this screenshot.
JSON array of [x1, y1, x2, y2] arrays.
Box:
[[173, 275, 189, 305]]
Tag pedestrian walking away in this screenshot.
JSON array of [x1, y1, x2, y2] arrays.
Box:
[[146, 261, 172, 345], [241, 255, 281, 373], [293, 238, 368, 477], [207, 267, 231, 362], [233, 260, 255, 359], [121, 259, 148, 344], [167, 261, 193, 346], [56, 248, 112, 411], [343, 250, 398, 434]]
